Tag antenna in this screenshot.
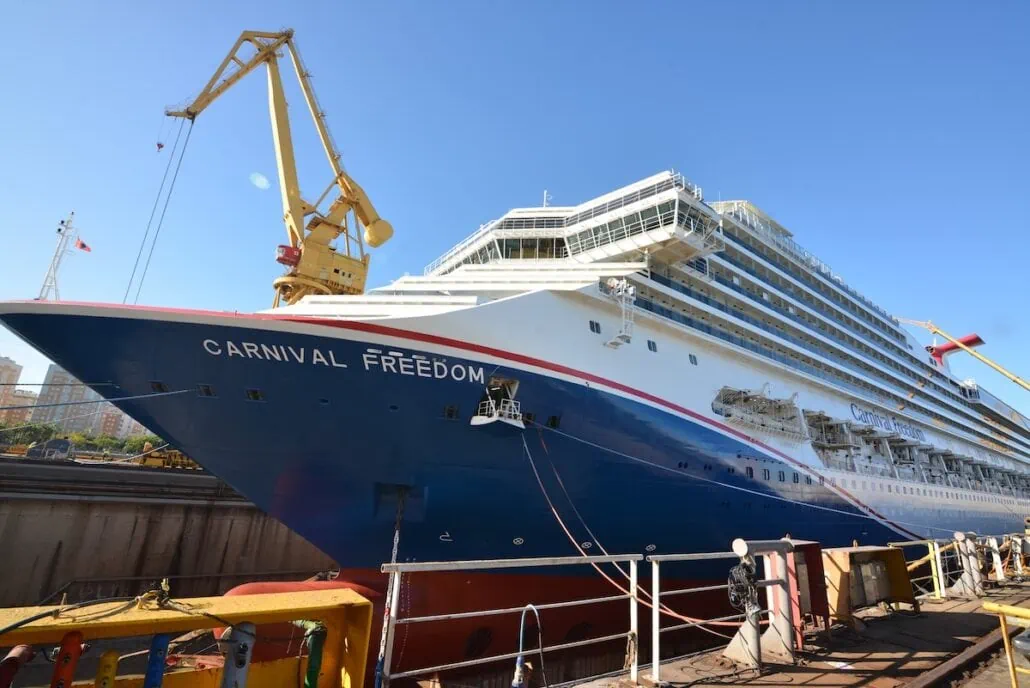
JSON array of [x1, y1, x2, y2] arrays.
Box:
[[39, 212, 76, 301], [542, 190, 552, 208]]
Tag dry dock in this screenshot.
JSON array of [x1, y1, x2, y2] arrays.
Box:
[[0, 456, 336, 607]]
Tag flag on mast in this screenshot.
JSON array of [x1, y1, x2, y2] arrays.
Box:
[[75, 238, 91, 253]]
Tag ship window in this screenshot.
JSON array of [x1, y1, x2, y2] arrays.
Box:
[[778, 471, 785, 482], [746, 467, 754, 479], [546, 415, 561, 429], [150, 381, 169, 394], [589, 320, 601, 334], [763, 469, 770, 480], [245, 388, 265, 402], [689, 354, 698, 365], [792, 472, 799, 484], [647, 340, 658, 352], [443, 405, 460, 420], [887, 484, 892, 493], [819, 476, 824, 485], [197, 384, 216, 398], [806, 476, 812, 485]]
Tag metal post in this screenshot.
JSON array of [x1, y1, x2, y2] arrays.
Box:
[[630, 560, 639, 684], [988, 537, 1006, 583], [723, 538, 796, 668], [143, 634, 172, 688], [220, 623, 255, 688], [50, 631, 85, 688], [999, 613, 1019, 688], [967, 533, 985, 595], [932, 541, 946, 599], [767, 549, 796, 662], [949, 533, 977, 597], [0, 646, 34, 688], [95, 650, 119, 688], [651, 561, 661, 685], [1013, 536, 1025, 576], [378, 570, 402, 688]]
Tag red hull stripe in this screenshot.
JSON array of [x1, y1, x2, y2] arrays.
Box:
[[15, 301, 921, 539]]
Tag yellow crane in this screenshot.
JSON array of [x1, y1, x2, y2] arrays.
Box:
[[167, 29, 393, 306], [898, 318, 1030, 393]]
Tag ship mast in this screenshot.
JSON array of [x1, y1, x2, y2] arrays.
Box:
[[39, 212, 76, 301]]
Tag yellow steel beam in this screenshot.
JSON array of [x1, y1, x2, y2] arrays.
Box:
[[165, 31, 292, 120], [985, 600, 1030, 621], [899, 318, 1030, 393], [0, 590, 372, 688]]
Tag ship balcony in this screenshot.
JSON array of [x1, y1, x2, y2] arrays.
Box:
[[470, 398, 525, 429]]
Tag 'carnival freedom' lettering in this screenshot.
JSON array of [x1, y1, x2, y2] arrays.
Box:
[[202, 339, 347, 368], [362, 348, 485, 385], [850, 403, 926, 441]]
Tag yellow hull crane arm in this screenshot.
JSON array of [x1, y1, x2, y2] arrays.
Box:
[[166, 29, 393, 307], [899, 318, 1030, 394]]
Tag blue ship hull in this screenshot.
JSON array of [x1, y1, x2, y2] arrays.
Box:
[[6, 301, 1005, 575]]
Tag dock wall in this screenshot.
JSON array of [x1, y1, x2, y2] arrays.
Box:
[[0, 458, 337, 606]]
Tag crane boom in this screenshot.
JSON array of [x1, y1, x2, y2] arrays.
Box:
[[166, 29, 393, 306], [899, 318, 1030, 393]]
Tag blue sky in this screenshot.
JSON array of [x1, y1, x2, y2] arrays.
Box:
[[1, 1, 1028, 413]]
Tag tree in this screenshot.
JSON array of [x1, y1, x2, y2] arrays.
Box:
[[123, 435, 165, 455], [94, 435, 122, 451], [7, 423, 58, 446]]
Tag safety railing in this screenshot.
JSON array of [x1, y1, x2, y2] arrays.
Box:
[[646, 539, 796, 683], [475, 398, 522, 422], [984, 600, 1030, 688], [889, 539, 950, 600], [889, 533, 1021, 601], [376, 554, 643, 688]]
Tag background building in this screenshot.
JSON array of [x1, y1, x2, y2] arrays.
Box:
[[123, 418, 150, 438], [0, 356, 23, 416], [31, 364, 105, 433], [95, 402, 135, 439], [1, 389, 38, 425]]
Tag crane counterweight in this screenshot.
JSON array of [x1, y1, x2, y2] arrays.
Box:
[[166, 29, 391, 306]]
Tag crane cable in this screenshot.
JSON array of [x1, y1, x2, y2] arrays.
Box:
[[520, 435, 734, 640], [124, 118, 186, 303], [134, 120, 195, 304], [531, 428, 741, 633]]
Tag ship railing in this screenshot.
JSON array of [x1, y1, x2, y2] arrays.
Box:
[[474, 398, 522, 422], [646, 539, 797, 681], [377, 554, 643, 688], [423, 218, 501, 275]]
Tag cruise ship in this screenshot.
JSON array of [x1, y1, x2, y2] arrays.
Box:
[[2, 170, 1028, 667]]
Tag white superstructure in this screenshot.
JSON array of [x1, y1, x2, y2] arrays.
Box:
[[273, 170, 1030, 529]]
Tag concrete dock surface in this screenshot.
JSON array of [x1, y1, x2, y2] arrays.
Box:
[[578, 583, 1030, 688]]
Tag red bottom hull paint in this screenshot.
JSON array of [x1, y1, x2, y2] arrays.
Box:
[[227, 570, 736, 684]]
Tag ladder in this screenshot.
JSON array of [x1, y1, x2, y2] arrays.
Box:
[[604, 278, 636, 349]]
